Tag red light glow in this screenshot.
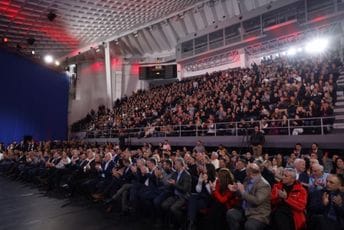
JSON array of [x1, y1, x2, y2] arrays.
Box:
[[131, 63, 140, 76], [244, 36, 258, 42]]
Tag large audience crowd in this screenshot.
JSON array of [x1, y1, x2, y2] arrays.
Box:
[[0, 140, 343, 230], [72, 53, 342, 138]]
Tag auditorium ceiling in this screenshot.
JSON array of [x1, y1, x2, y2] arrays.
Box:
[[0, 0, 279, 61]]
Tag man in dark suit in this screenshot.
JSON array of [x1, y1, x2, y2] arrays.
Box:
[[294, 158, 309, 187], [227, 163, 271, 230], [308, 174, 344, 230], [234, 158, 247, 183], [161, 157, 192, 227]]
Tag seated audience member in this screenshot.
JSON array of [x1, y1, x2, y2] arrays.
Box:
[[208, 168, 240, 230], [161, 158, 192, 228], [227, 163, 271, 230], [331, 157, 344, 175], [233, 158, 247, 183], [255, 159, 276, 186], [193, 141, 205, 154], [293, 158, 309, 187], [310, 143, 323, 163], [104, 158, 135, 213], [187, 164, 216, 230], [309, 164, 329, 192], [322, 152, 333, 173], [210, 152, 220, 170], [308, 174, 344, 230], [271, 168, 308, 230], [293, 143, 304, 159]]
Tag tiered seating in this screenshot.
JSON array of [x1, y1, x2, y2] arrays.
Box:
[[72, 53, 342, 138]]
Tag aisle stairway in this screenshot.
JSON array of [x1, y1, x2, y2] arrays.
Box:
[[333, 69, 344, 133]]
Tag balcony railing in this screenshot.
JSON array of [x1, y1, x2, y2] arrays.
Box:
[[83, 116, 335, 139]]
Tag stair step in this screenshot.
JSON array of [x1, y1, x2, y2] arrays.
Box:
[[337, 92, 344, 97], [335, 104, 344, 109], [334, 118, 344, 123], [335, 113, 344, 116], [333, 123, 344, 129], [337, 96, 344, 102], [334, 108, 344, 113], [335, 114, 344, 119]]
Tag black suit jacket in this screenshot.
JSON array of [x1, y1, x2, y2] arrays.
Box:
[[298, 171, 309, 185], [173, 170, 192, 199], [102, 160, 115, 179]]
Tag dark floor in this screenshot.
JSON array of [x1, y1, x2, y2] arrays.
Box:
[[0, 176, 148, 230]]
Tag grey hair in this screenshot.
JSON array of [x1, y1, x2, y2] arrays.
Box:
[[284, 168, 297, 179], [294, 158, 305, 165], [312, 163, 324, 172], [175, 157, 186, 167]]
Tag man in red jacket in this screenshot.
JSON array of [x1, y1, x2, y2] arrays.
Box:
[[271, 168, 307, 230]]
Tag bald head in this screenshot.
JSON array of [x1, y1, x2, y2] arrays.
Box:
[[246, 163, 261, 178], [326, 174, 342, 192]]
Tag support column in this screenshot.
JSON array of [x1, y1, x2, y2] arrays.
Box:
[[238, 48, 248, 68], [104, 41, 113, 107]]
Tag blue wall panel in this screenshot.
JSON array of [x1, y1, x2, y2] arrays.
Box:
[[0, 49, 69, 144]]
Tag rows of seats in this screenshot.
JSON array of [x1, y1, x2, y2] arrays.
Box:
[[0, 140, 343, 230]]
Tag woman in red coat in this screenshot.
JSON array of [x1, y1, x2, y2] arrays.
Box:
[[271, 168, 308, 230]]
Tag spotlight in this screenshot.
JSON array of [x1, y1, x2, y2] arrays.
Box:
[[47, 11, 57, 21], [287, 47, 296, 56], [31, 50, 35, 55], [55, 60, 60, 66], [44, 55, 54, 64], [2, 37, 9, 43], [305, 38, 328, 54], [27, 37, 35, 45]]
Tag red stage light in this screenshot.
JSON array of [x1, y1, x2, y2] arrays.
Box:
[[3, 37, 9, 43]]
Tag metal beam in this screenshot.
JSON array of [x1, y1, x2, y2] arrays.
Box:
[[104, 41, 113, 108], [157, 24, 172, 50], [167, 19, 180, 42], [189, 12, 199, 32], [146, 28, 162, 51], [123, 36, 142, 55], [140, 29, 154, 53]]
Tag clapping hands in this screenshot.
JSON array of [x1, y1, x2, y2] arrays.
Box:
[[278, 189, 287, 199]]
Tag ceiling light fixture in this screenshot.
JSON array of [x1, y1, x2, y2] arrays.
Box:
[[44, 55, 54, 64]]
